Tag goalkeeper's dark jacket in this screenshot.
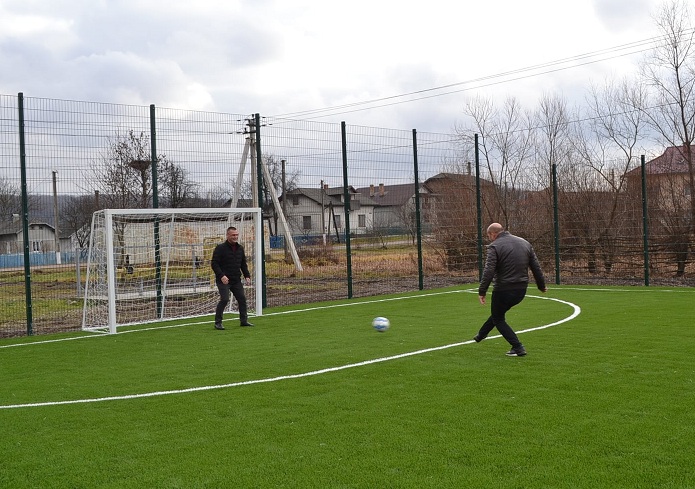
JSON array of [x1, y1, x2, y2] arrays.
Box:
[[478, 231, 545, 296], [211, 241, 251, 284]]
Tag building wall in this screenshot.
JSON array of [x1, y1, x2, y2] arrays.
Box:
[[16, 224, 57, 253], [284, 194, 375, 237]]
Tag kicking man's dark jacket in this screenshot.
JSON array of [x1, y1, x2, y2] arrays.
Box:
[[478, 231, 546, 296]]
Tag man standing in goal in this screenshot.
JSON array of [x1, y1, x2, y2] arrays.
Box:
[[211, 226, 254, 329]]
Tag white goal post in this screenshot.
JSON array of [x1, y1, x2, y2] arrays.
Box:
[[82, 208, 263, 334]]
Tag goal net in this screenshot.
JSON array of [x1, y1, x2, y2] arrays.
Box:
[[82, 208, 263, 334]]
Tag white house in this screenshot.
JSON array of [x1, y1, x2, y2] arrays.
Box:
[[0, 221, 70, 255], [354, 182, 427, 233], [280, 182, 432, 241], [281, 184, 376, 239]]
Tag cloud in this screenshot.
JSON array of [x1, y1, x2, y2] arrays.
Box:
[[0, 0, 673, 135], [591, 0, 659, 31], [61, 51, 212, 108]]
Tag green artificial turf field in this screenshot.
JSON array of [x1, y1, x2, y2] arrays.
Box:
[[1, 285, 693, 488]]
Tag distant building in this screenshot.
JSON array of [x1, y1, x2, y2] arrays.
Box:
[[0, 221, 70, 255], [280, 184, 376, 238], [354, 183, 426, 233], [624, 145, 693, 212]]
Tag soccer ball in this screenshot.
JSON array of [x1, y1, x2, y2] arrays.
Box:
[[372, 316, 390, 332]]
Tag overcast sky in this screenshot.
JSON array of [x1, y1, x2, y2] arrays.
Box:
[[0, 0, 667, 134]]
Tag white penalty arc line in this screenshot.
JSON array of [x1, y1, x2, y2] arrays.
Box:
[[0, 295, 580, 410]]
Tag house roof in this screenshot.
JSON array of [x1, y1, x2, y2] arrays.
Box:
[[286, 187, 342, 206], [289, 178, 494, 208], [354, 183, 423, 207], [626, 145, 694, 177], [0, 221, 55, 237], [221, 198, 255, 208], [422, 172, 494, 192], [285, 186, 376, 207]]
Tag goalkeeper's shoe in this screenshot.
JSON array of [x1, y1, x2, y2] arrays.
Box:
[[214, 323, 225, 330]]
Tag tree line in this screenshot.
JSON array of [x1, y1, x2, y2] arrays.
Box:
[[441, 0, 694, 278]]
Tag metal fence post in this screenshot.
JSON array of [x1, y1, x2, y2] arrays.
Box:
[[255, 113, 268, 308], [641, 155, 650, 286], [412, 129, 424, 290], [341, 122, 353, 299], [18, 92, 33, 335], [475, 134, 483, 281], [150, 104, 163, 316], [552, 162, 560, 285]]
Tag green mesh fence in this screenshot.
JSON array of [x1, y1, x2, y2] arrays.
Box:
[[0, 94, 692, 337]]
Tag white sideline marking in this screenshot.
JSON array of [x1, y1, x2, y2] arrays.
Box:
[[0, 292, 580, 410]]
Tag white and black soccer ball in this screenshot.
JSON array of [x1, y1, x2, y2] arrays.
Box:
[[372, 316, 390, 332]]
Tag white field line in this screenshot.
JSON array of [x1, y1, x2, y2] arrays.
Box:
[[0, 289, 471, 349], [550, 287, 695, 293], [3, 286, 688, 351], [0, 291, 579, 410]]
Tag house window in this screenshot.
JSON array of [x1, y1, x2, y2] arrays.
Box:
[[334, 215, 341, 228], [358, 214, 366, 227], [292, 195, 300, 205], [350, 194, 361, 210], [302, 216, 312, 230], [32, 240, 42, 252]]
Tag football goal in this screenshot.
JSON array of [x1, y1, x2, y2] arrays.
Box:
[[82, 208, 263, 334]]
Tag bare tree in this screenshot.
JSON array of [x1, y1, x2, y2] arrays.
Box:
[[640, 0, 695, 238], [527, 93, 573, 262], [87, 130, 196, 210], [86, 130, 195, 265], [457, 96, 534, 228], [60, 194, 99, 248], [422, 172, 495, 271], [648, 169, 692, 275], [88, 130, 153, 209], [565, 79, 649, 272], [392, 197, 418, 245], [205, 182, 244, 208], [158, 159, 199, 208], [260, 154, 301, 236], [535, 94, 572, 190], [0, 177, 24, 220]]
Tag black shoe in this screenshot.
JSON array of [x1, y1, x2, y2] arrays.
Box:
[[505, 347, 527, 357], [214, 323, 225, 330], [240, 321, 254, 327], [473, 334, 483, 343]]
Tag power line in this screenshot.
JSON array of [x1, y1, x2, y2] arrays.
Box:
[[272, 32, 688, 121]]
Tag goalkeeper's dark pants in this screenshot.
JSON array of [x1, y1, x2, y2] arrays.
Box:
[[477, 288, 526, 349], [215, 280, 248, 324]]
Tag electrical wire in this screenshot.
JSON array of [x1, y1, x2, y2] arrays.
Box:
[[271, 31, 692, 121]]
